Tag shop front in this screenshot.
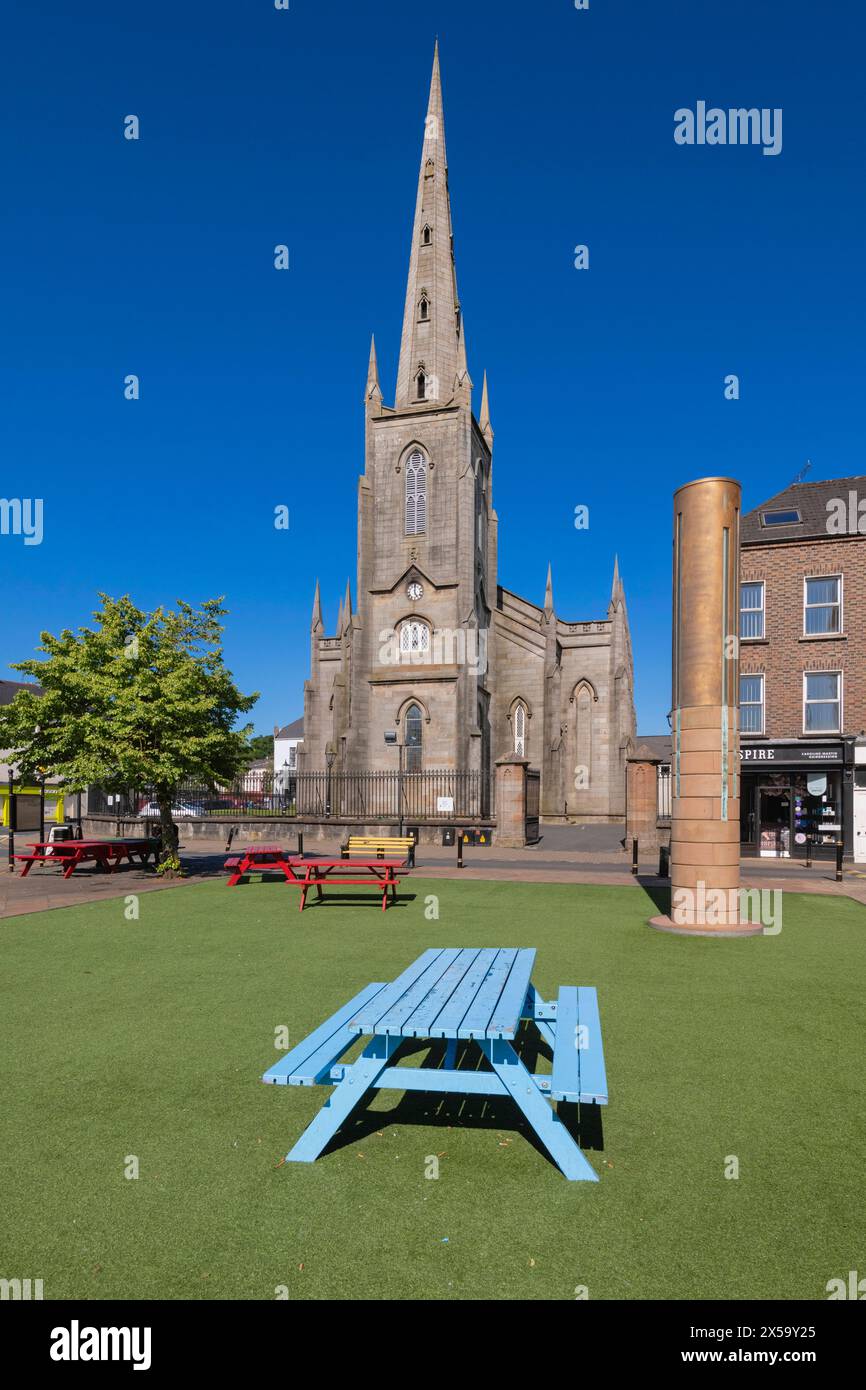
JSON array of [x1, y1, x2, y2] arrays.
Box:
[[739, 741, 851, 859]]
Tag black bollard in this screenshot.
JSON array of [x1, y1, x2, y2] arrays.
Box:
[[836, 840, 843, 882], [297, 829, 304, 857], [457, 833, 464, 870], [631, 837, 639, 875], [805, 835, 812, 869]]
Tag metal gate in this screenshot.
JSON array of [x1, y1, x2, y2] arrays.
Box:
[[525, 769, 540, 843]]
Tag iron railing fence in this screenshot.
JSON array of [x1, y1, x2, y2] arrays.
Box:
[[89, 769, 491, 821]]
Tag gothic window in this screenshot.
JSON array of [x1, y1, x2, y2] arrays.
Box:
[[475, 462, 485, 554], [514, 702, 526, 758], [416, 371, 426, 401], [425, 159, 434, 179], [405, 703, 423, 771], [399, 620, 430, 656], [422, 224, 432, 245], [418, 295, 429, 321], [405, 449, 427, 534]]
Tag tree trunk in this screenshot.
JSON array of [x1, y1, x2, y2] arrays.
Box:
[[156, 790, 180, 876]]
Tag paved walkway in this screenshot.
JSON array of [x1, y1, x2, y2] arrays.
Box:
[[2, 835, 865, 919]]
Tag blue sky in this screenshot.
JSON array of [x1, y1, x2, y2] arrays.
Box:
[[2, 0, 864, 736]]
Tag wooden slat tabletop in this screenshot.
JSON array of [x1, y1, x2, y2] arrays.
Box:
[[350, 947, 535, 1041]]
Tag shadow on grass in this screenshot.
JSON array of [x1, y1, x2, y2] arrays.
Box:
[[319, 1029, 605, 1178], [302, 893, 417, 910], [637, 880, 671, 916]]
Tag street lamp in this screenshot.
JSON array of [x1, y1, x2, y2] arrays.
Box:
[[325, 744, 336, 818]]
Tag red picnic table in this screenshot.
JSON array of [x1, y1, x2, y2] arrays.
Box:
[[224, 847, 404, 911], [16, 838, 160, 879], [225, 846, 303, 887]]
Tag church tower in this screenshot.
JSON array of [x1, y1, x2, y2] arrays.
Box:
[[300, 43, 633, 825], [339, 40, 496, 783]]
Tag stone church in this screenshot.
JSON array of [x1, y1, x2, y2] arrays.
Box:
[[301, 44, 636, 822]]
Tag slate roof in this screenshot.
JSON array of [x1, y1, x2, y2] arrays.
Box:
[[634, 733, 672, 761], [0, 679, 43, 706], [276, 717, 304, 739], [741, 475, 866, 544]]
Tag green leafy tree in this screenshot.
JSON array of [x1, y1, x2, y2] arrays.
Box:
[[243, 733, 275, 764], [0, 595, 258, 873]]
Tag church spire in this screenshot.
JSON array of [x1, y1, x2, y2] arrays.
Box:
[[343, 578, 352, 624], [395, 42, 466, 409], [544, 563, 554, 616]]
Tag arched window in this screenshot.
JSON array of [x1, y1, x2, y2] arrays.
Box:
[[514, 702, 526, 757], [405, 450, 427, 534], [399, 620, 430, 656], [422, 224, 432, 245], [416, 371, 426, 401], [425, 159, 434, 179], [405, 703, 423, 771], [418, 296, 429, 321]]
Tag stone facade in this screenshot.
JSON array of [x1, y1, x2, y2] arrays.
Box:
[[300, 45, 636, 822]]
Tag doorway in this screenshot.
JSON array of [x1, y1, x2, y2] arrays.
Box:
[[758, 784, 791, 857]]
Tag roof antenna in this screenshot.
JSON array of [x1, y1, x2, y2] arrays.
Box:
[[789, 459, 812, 486]]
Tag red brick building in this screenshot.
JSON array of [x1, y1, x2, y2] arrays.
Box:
[[739, 475, 866, 859]]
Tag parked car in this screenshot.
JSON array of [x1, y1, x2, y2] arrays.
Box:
[[136, 800, 203, 819]]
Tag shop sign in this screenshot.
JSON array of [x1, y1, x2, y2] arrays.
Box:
[[740, 744, 843, 765]]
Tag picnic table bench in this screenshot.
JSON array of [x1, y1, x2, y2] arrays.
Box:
[[341, 835, 416, 868], [263, 946, 607, 1180], [226, 849, 404, 910], [16, 838, 160, 879]]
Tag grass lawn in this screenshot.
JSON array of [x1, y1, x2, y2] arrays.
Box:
[[1, 877, 864, 1301]]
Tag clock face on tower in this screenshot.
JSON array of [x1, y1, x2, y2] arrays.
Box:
[[407, 581, 423, 601]]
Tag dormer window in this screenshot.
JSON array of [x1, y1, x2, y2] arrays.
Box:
[[422, 224, 432, 245], [425, 159, 434, 179], [418, 295, 430, 322]]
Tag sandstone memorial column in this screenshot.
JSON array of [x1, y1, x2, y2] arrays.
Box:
[[650, 477, 758, 935]]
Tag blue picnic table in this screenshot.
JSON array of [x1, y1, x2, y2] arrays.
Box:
[[262, 946, 608, 1182]]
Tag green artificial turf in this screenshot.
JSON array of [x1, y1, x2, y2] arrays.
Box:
[[1, 877, 864, 1301]]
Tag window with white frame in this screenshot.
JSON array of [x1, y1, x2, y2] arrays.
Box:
[[739, 581, 765, 639], [803, 671, 841, 732], [404, 450, 427, 534], [399, 620, 430, 656], [804, 576, 841, 635], [739, 674, 764, 734], [513, 702, 526, 757]]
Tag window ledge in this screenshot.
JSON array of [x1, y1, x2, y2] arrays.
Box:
[[799, 633, 846, 642], [740, 637, 769, 645]]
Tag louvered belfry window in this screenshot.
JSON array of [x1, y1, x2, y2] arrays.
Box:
[[514, 703, 526, 757], [405, 450, 427, 534], [399, 621, 430, 655]]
